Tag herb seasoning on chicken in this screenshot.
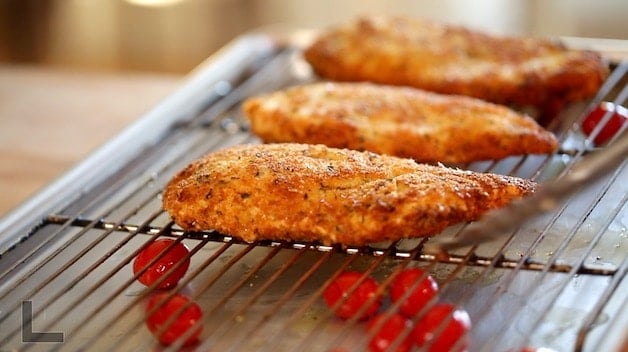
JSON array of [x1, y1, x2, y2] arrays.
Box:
[[163, 143, 536, 246]]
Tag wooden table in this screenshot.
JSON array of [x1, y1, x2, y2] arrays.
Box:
[[0, 65, 183, 218]]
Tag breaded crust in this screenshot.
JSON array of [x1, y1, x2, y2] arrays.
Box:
[[162, 143, 536, 246], [243, 82, 558, 163], [303, 16, 608, 116]]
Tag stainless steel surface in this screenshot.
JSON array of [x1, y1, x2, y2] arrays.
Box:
[[429, 131, 628, 253], [0, 31, 626, 352]]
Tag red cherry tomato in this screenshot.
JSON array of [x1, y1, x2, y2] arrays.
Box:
[[133, 239, 190, 289], [367, 313, 413, 352], [145, 292, 203, 346], [581, 101, 627, 146], [323, 271, 381, 320], [412, 303, 472, 352], [389, 268, 439, 317]]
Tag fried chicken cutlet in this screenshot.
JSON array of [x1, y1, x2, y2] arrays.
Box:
[[243, 82, 558, 163], [162, 143, 536, 246], [304, 16, 608, 118]]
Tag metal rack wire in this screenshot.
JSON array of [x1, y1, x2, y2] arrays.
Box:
[[0, 34, 626, 352]]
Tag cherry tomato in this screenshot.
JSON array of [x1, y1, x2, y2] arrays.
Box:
[[389, 268, 439, 317], [145, 292, 203, 346], [367, 313, 413, 352], [412, 303, 472, 352], [133, 239, 190, 289], [323, 271, 381, 320], [581, 101, 627, 146]]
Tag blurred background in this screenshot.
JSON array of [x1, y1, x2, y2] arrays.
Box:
[[1, 0, 627, 74], [0, 0, 626, 217]]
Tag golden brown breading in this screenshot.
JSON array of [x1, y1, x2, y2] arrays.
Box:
[[243, 82, 558, 163], [303, 16, 608, 117], [162, 143, 536, 246]]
